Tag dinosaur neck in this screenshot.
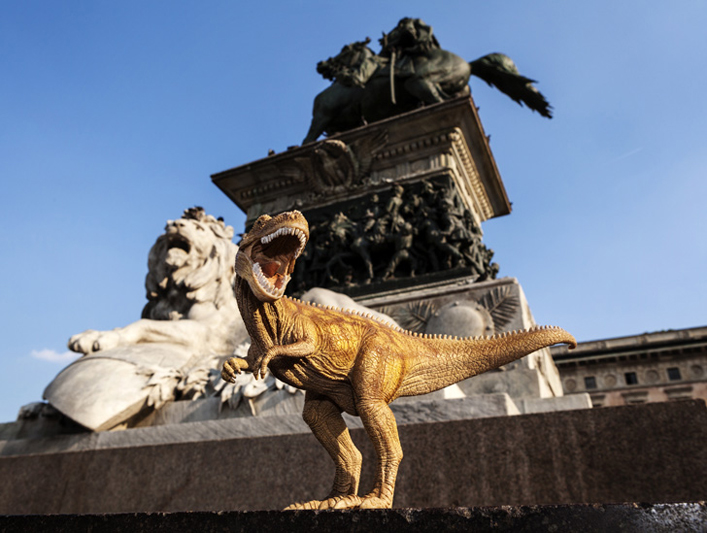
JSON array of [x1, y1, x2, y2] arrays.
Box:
[[235, 276, 283, 347], [397, 326, 576, 398]]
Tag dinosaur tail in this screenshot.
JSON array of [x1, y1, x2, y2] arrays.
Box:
[[396, 325, 575, 398]]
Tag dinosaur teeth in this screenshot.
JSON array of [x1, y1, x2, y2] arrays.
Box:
[[259, 226, 307, 258], [252, 262, 289, 299]]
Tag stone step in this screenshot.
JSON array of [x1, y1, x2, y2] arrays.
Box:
[[1, 504, 705, 533]]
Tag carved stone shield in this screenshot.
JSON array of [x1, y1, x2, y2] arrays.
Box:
[[43, 343, 194, 431]]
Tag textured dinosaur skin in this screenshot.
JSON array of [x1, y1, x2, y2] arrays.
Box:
[[221, 210, 576, 510]]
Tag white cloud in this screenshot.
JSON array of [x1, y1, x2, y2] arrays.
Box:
[[30, 349, 80, 363]]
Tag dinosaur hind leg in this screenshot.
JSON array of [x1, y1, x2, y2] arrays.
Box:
[[284, 392, 363, 510], [329, 341, 405, 509], [355, 398, 403, 509]]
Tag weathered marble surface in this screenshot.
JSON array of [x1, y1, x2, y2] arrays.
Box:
[[0, 396, 520, 457]]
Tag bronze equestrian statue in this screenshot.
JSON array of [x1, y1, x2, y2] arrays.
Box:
[[303, 18, 552, 145]]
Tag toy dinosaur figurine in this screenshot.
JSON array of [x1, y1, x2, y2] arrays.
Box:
[[221, 210, 576, 510]]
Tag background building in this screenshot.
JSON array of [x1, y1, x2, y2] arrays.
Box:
[[552, 326, 707, 407]]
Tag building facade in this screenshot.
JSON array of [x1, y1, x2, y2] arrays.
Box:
[[551, 326, 707, 407]]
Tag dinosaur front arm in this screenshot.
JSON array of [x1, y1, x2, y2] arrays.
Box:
[[221, 356, 249, 383], [253, 336, 317, 380]]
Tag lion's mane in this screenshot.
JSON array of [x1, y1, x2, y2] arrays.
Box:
[[142, 207, 237, 321]]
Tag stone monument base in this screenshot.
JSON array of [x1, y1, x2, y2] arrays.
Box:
[[1, 400, 705, 514], [360, 276, 567, 400]]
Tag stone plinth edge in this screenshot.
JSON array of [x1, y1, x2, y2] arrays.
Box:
[[1, 503, 705, 533]]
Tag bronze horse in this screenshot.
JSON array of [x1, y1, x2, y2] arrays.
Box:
[[303, 18, 552, 145]]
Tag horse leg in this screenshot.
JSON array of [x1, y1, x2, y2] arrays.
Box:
[[303, 113, 329, 145], [304, 84, 361, 144], [303, 89, 338, 144], [403, 76, 447, 105], [352, 241, 375, 282]]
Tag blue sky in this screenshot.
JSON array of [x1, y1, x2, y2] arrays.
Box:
[[1, 2, 706, 423]]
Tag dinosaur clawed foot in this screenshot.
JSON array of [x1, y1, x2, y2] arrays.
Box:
[[284, 494, 390, 510], [327, 495, 363, 509], [283, 495, 362, 510], [358, 495, 390, 509], [284, 500, 324, 510]]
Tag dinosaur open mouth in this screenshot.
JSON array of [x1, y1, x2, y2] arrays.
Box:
[[249, 226, 306, 299]]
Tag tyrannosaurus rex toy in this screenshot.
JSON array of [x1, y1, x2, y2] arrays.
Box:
[[221, 210, 576, 510]]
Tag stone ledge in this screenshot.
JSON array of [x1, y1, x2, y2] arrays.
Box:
[[1, 401, 705, 514], [0, 395, 522, 457], [1, 503, 705, 533]]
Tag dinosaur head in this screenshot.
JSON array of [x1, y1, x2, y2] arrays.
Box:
[[235, 211, 309, 302]]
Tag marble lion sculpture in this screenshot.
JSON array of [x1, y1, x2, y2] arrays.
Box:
[[68, 207, 247, 356], [45, 207, 248, 431]]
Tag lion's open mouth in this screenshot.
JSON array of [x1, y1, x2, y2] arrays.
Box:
[[166, 233, 191, 254], [163, 234, 192, 268], [170, 240, 190, 254], [249, 226, 306, 299]]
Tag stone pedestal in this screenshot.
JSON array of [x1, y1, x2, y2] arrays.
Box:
[[360, 276, 568, 402], [212, 96, 570, 409], [1, 401, 705, 514], [213, 97, 509, 294], [213, 96, 509, 227]]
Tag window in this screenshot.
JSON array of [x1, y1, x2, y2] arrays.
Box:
[[584, 376, 597, 389], [667, 367, 682, 381], [625, 372, 638, 385]]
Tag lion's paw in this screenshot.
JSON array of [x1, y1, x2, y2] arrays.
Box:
[[68, 330, 101, 354], [91, 330, 121, 352], [68, 329, 122, 354]]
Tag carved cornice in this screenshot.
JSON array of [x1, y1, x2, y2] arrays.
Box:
[[212, 97, 510, 224], [239, 175, 302, 202], [448, 129, 494, 222]]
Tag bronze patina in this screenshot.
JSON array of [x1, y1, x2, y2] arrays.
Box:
[[304, 17, 552, 144]]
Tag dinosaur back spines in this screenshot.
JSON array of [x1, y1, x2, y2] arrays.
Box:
[[287, 296, 402, 329], [286, 296, 572, 347]]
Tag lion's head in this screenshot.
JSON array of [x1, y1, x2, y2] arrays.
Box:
[[143, 207, 237, 320]]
